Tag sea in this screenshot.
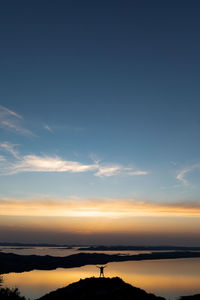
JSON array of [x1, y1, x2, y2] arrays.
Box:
[[1, 246, 200, 300]]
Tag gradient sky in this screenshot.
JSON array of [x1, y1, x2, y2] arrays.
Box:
[[1, 0, 200, 245]]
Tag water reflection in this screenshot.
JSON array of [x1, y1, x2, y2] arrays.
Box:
[[2, 258, 200, 300]]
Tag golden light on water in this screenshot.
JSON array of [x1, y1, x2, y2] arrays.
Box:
[[3, 259, 200, 300]]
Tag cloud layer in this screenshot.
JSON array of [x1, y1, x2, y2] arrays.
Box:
[[1, 196, 200, 218], [1, 196, 200, 245]]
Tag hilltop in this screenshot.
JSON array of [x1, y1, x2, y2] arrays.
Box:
[[36, 277, 165, 300]]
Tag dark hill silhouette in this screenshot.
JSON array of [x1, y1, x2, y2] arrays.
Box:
[[36, 277, 165, 300]]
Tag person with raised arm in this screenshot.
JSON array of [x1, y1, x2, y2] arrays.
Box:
[[96, 265, 107, 277]]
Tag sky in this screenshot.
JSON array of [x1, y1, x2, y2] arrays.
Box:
[[0, 0, 200, 245]]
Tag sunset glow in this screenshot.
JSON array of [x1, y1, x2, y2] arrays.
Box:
[[0, 1, 200, 247]]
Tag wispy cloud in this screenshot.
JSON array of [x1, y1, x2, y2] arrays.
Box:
[[94, 165, 149, 177], [0, 105, 33, 136], [10, 155, 98, 175], [43, 124, 85, 133], [43, 124, 53, 133], [0, 142, 149, 177], [176, 164, 200, 186], [95, 165, 123, 177], [176, 168, 190, 186], [128, 170, 149, 175], [0, 105, 22, 119], [0, 142, 20, 159]]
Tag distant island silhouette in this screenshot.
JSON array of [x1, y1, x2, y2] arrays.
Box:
[[180, 295, 200, 300], [78, 245, 200, 251], [1, 251, 200, 274], [1, 243, 200, 251]]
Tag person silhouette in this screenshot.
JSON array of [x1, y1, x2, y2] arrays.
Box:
[[96, 265, 107, 277]]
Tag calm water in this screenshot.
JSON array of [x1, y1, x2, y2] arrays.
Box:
[[1, 247, 200, 300]]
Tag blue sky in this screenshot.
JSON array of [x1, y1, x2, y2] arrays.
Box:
[[0, 1, 200, 244]]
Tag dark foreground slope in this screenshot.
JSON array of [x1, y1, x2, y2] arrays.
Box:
[[37, 277, 165, 300]]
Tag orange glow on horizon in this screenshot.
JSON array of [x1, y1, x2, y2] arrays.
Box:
[[1, 197, 200, 218], [1, 197, 200, 240]]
